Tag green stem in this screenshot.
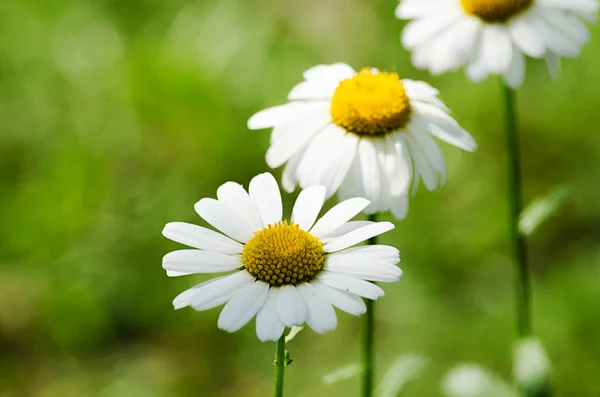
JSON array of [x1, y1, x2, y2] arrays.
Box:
[[362, 213, 378, 397], [273, 334, 286, 397], [501, 82, 532, 338]]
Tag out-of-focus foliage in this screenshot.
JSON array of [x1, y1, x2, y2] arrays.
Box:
[[519, 186, 570, 237], [1, 0, 600, 396]]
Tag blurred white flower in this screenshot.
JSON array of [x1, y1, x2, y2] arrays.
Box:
[[248, 64, 476, 219], [162, 173, 401, 341], [513, 337, 551, 392], [444, 364, 517, 397], [397, 0, 598, 88]]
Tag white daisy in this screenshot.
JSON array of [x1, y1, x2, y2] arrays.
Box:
[[247, 64, 476, 219], [162, 172, 401, 342], [397, 0, 598, 88]]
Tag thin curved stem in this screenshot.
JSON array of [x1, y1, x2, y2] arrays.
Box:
[[362, 213, 378, 397], [273, 334, 286, 397], [501, 82, 532, 338]]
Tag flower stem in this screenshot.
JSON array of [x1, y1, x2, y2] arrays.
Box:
[[273, 333, 286, 397], [362, 213, 378, 397], [501, 82, 532, 338]]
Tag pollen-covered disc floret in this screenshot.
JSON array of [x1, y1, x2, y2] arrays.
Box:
[[461, 0, 533, 22], [242, 221, 325, 286], [330, 68, 411, 136]]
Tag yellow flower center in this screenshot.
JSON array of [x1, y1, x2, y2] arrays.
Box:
[[461, 0, 534, 22], [242, 221, 325, 287], [330, 68, 411, 136]]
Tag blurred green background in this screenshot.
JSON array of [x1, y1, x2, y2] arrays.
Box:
[[1, 0, 600, 396]]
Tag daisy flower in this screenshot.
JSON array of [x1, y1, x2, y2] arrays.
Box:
[[247, 64, 476, 219], [396, 0, 598, 88], [162, 172, 401, 342]]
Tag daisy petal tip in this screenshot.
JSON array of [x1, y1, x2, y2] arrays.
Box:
[[193, 198, 208, 214], [252, 172, 277, 184], [172, 300, 188, 310], [380, 221, 396, 231], [257, 334, 276, 343], [282, 182, 296, 194], [161, 223, 172, 239], [247, 113, 266, 130], [165, 269, 187, 277]]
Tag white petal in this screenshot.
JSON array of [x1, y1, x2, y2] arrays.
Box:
[[466, 33, 490, 83], [281, 151, 303, 193], [542, 1, 598, 22], [315, 129, 360, 198], [277, 285, 308, 327], [504, 47, 526, 89], [312, 282, 366, 316], [318, 272, 384, 300], [328, 244, 400, 264], [410, 126, 447, 186], [325, 256, 402, 282], [249, 173, 283, 226], [403, 133, 439, 191], [337, 159, 360, 203], [539, 0, 598, 14], [396, 0, 447, 19], [162, 250, 243, 275], [176, 271, 254, 311], [297, 283, 337, 334], [389, 195, 409, 220], [401, 10, 463, 49], [509, 12, 547, 57], [218, 281, 270, 333], [381, 134, 411, 196], [320, 221, 374, 243], [291, 185, 327, 231], [162, 222, 243, 254], [529, 11, 580, 56], [194, 198, 254, 243], [255, 288, 286, 342], [544, 52, 561, 78], [324, 222, 395, 253], [266, 106, 331, 168], [541, 8, 590, 46], [356, 138, 384, 213], [402, 79, 448, 111], [288, 80, 338, 100], [248, 102, 327, 130], [296, 124, 350, 195], [372, 139, 392, 212], [423, 16, 480, 75], [217, 182, 263, 231], [173, 281, 211, 310], [303, 63, 355, 83], [480, 24, 513, 74], [309, 197, 371, 238], [411, 103, 477, 152]]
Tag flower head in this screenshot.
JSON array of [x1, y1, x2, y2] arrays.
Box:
[[513, 337, 551, 394], [162, 173, 401, 341], [397, 0, 598, 88], [248, 64, 476, 219]]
